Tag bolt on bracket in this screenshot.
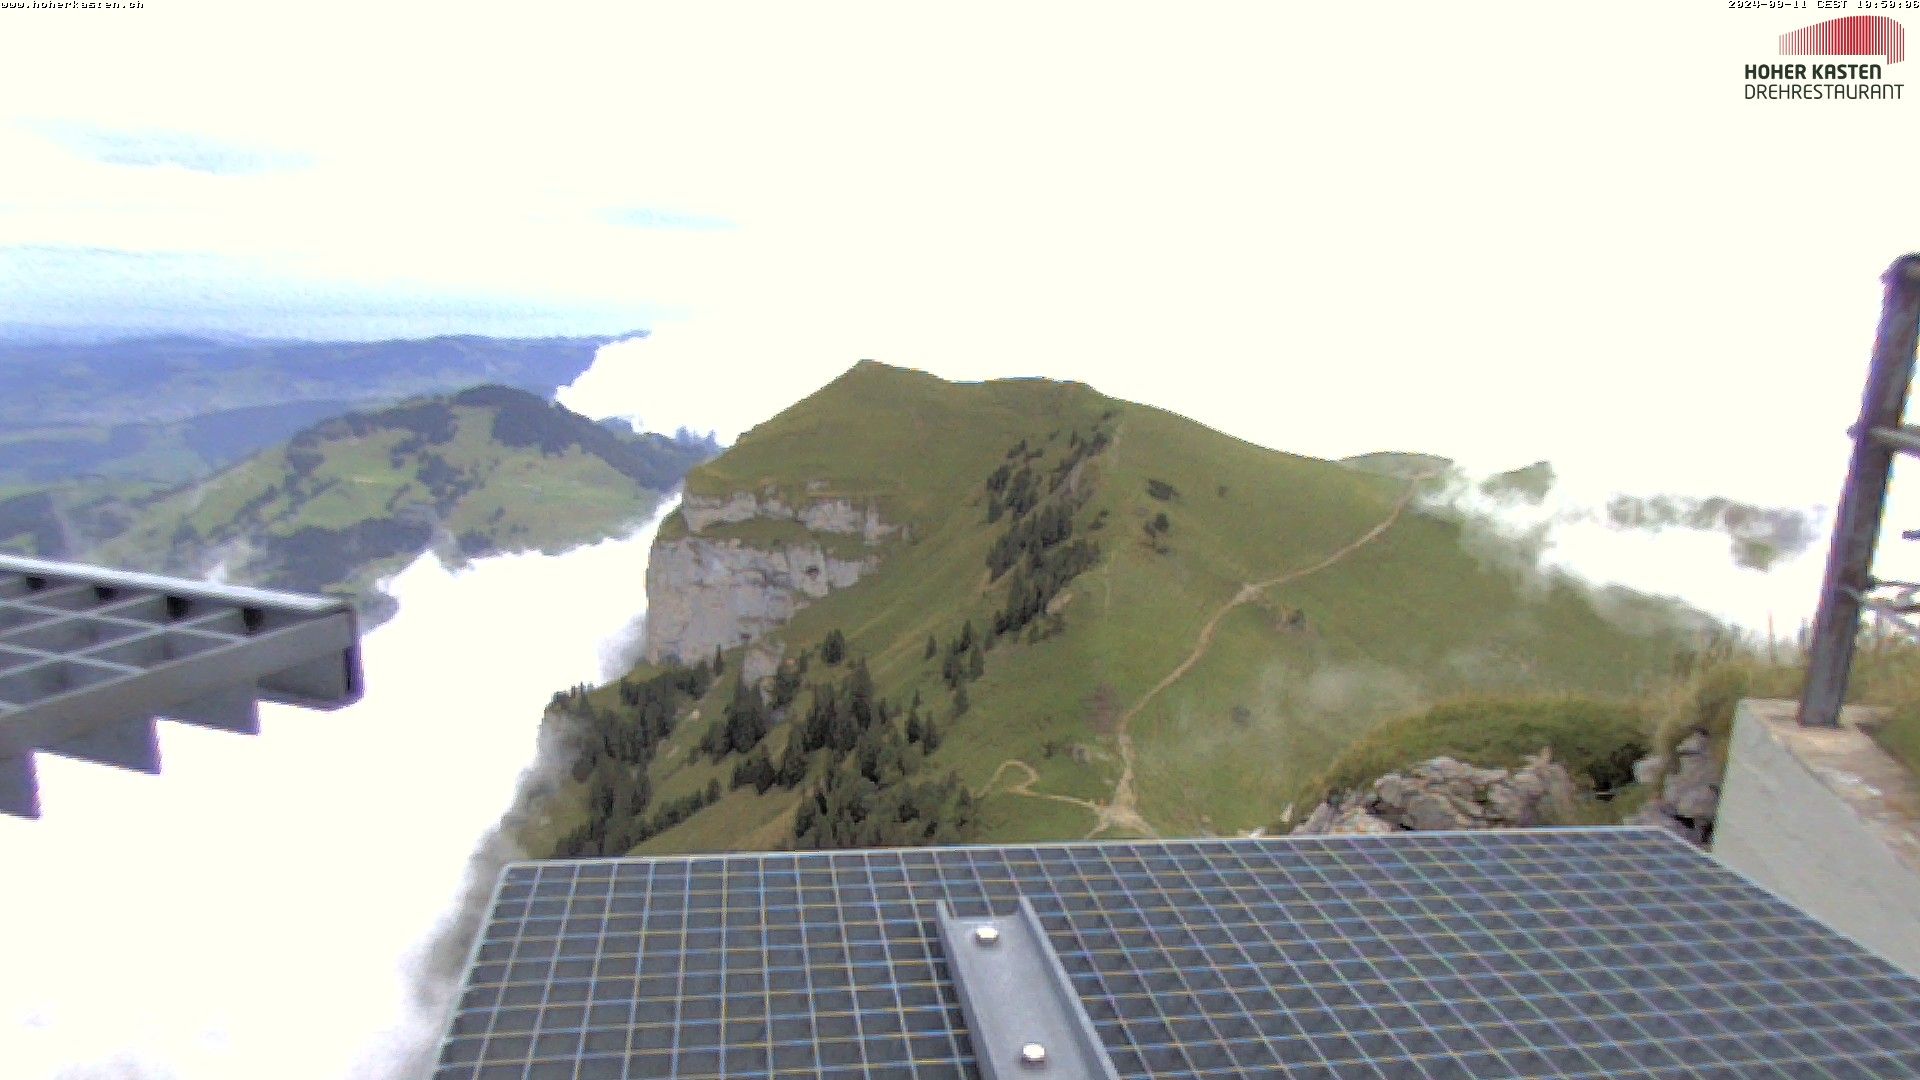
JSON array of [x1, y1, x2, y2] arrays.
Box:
[[933, 896, 1119, 1080]]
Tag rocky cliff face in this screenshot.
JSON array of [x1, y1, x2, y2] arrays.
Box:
[[641, 492, 894, 681], [1293, 740, 1723, 848], [1624, 730, 1721, 844], [679, 492, 898, 543]]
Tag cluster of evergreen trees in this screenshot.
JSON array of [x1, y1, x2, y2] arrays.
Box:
[[736, 646, 970, 848], [984, 461, 1043, 523], [698, 670, 774, 760], [820, 628, 848, 665], [1142, 508, 1173, 553], [297, 399, 459, 454], [644, 781, 724, 839], [980, 423, 1113, 641], [980, 424, 1111, 525], [782, 658, 943, 772], [730, 746, 780, 794], [937, 620, 986, 696], [693, 645, 804, 764], [995, 539, 1099, 640], [547, 419, 1126, 858], [414, 451, 466, 505], [791, 766, 978, 849], [767, 656, 805, 710], [986, 499, 1077, 579], [548, 659, 717, 858], [449, 384, 712, 489], [925, 422, 1123, 720], [554, 619, 974, 858], [1049, 425, 1112, 490]]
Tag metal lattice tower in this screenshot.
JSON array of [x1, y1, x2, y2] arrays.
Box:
[[1799, 254, 1920, 727]]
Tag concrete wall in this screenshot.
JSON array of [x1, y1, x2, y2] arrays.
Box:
[[1713, 699, 1920, 977]]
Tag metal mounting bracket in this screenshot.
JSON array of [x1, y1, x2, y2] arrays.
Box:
[[934, 897, 1120, 1080]]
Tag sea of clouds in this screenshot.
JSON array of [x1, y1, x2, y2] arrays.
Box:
[[0, 496, 676, 1080], [6, 328, 1905, 1079]]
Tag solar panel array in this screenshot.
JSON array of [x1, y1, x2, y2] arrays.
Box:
[[438, 827, 1920, 1079]]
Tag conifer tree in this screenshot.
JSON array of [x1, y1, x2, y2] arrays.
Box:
[[776, 735, 810, 787]]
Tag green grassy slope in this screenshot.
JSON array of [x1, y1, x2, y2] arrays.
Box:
[[88, 385, 710, 619], [0, 333, 649, 557], [1283, 696, 1651, 822], [544, 361, 1709, 854], [1878, 708, 1920, 775], [0, 399, 361, 492]]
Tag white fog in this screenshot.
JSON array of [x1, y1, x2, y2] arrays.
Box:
[[0, 496, 677, 1080]]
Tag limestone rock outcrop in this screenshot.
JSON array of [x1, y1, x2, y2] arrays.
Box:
[[1296, 751, 1577, 835], [1624, 730, 1720, 844], [640, 492, 896, 671], [642, 538, 876, 666], [680, 492, 897, 544]]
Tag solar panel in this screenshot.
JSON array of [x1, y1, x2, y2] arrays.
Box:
[[436, 827, 1920, 1079]]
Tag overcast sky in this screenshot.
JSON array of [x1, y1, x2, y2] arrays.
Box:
[[4, 2, 1918, 500]]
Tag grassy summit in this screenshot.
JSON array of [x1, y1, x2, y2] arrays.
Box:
[[534, 361, 1708, 855]]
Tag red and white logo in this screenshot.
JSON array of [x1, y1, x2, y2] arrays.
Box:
[[1779, 15, 1903, 64]]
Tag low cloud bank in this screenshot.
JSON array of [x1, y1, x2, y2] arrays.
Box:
[[556, 330, 845, 447], [1407, 459, 1830, 639], [2, 499, 677, 1080]]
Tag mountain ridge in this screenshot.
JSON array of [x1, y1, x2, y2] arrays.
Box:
[[521, 361, 1712, 858]]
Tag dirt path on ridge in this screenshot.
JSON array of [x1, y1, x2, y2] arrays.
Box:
[[964, 433, 1431, 840], [1086, 473, 1434, 839], [974, 759, 1103, 812]]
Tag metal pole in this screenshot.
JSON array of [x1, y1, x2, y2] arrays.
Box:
[[1798, 255, 1920, 727]]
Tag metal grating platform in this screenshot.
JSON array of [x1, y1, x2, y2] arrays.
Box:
[[0, 554, 362, 818], [436, 828, 1920, 1079]]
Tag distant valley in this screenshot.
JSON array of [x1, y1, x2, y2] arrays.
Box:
[[0, 328, 718, 624], [0, 330, 635, 430], [79, 386, 709, 622], [0, 330, 645, 509]]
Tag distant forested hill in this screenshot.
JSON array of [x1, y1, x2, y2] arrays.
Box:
[[0, 330, 640, 496], [65, 385, 713, 623]]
